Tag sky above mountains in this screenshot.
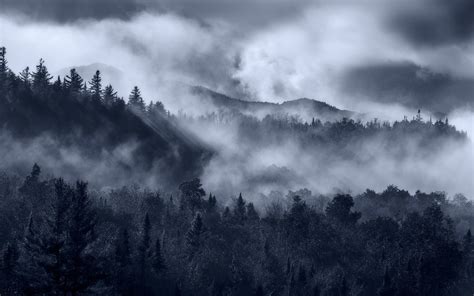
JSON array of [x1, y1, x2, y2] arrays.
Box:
[[1, 0, 473, 117]]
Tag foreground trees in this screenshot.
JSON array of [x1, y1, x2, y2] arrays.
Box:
[[0, 165, 472, 295]]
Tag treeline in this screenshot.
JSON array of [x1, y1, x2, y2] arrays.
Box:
[[182, 110, 466, 153], [0, 165, 472, 295]]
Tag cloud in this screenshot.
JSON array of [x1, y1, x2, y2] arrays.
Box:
[[1, 0, 145, 22], [387, 0, 474, 47], [340, 62, 474, 113]]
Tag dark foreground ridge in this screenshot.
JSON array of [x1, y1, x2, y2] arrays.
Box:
[[0, 166, 472, 295]]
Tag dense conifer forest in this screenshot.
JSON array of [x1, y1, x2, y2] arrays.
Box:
[[0, 47, 473, 296]]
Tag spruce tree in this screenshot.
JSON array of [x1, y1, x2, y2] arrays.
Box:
[[377, 268, 396, 296], [186, 213, 204, 258], [246, 202, 259, 220], [103, 84, 117, 106], [234, 193, 246, 223], [32, 58, 52, 92], [0, 47, 7, 77], [114, 228, 133, 295], [64, 181, 98, 294], [0, 47, 8, 90], [89, 70, 102, 100], [128, 86, 145, 112], [136, 213, 152, 294], [152, 237, 166, 274], [463, 229, 472, 256], [1, 241, 19, 294], [19, 67, 31, 86], [64, 68, 83, 93]]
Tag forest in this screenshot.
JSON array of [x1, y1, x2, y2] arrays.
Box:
[[0, 47, 473, 295]]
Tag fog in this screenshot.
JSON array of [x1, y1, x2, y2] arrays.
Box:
[[0, 1, 472, 201]]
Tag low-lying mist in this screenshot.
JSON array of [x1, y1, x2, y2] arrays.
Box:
[[179, 111, 473, 205]]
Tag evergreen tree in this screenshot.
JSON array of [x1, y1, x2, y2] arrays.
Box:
[[19, 67, 31, 86], [114, 228, 133, 295], [89, 70, 102, 100], [0, 47, 8, 92], [377, 268, 396, 296], [32, 58, 52, 92], [53, 76, 62, 92], [136, 213, 152, 294], [19, 164, 48, 213], [20, 179, 72, 294], [246, 202, 259, 220], [1, 241, 19, 294], [128, 86, 145, 112], [0, 47, 7, 78], [152, 237, 166, 274], [179, 178, 206, 212], [64, 68, 83, 93], [63, 181, 99, 294], [186, 213, 204, 258], [103, 84, 118, 106], [20, 215, 48, 294], [463, 229, 472, 256], [233, 193, 246, 223]]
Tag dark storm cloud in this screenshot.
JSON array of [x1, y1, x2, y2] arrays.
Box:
[[341, 62, 474, 113], [0, 0, 312, 28], [388, 0, 474, 46], [1, 0, 146, 22], [156, 0, 312, 30]]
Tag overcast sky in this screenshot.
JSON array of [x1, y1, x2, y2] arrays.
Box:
[[1, 0, 473, 115]]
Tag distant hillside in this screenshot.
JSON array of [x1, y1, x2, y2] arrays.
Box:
[[54, 63, 123, 89], [190, 86, 354, 121], [0, 58, 209, 189]]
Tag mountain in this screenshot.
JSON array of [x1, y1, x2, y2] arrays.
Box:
[[190, 86, 354, 122], [54, 63, 124, 88]]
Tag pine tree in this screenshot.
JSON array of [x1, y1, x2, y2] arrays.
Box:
[[136, 213, 152, 294], [103, 84, 117, 106], [20, 179, 72, 294], [114, 228, 133, 295], [0, 47, 7, 77], [19, 164, 47, 214], [64, 68, 83, 93], [138, 213, 152, 268], [179, 178, 206, 213], [89, 70, 102, 100], [0, 47, 8, 90], [463, 229, 472, 256], [115, 228, 131, 268], [186, 213, 204, 258], [128, 86, 145, 112], [152, 237, 166, 274], [20, 215, 49, 294], [32, 58, 52, 92], [53, 76, 62, 92], [234, 193, 246, 223], [64, 181, 99, 294], [246, 202, 259, 220], [1, 241, 19, 294], [207, 193, 217, 211], [19, 67, 31, 86], [377, 268, 396, 296]]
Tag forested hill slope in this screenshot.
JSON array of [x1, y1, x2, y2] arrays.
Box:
[[0, 48, 209, 188], [190, 85, 354, 121]]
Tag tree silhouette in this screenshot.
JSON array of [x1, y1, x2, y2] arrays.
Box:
[[64, 68, 83, 93], [89, 70, 102, 100]]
